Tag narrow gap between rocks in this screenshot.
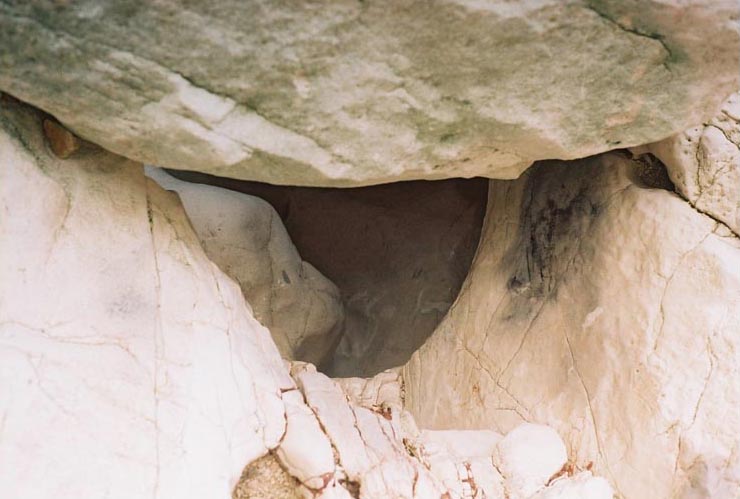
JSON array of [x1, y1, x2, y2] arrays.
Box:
[[164, 169, 489, 377]]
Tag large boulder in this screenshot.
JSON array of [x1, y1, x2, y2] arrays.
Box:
[[633, 91, 740, 237], [0, 1, 737, 186], [0, 98, 612, 499], [403, 153, 740, 499], [145, 167, 344, 366]]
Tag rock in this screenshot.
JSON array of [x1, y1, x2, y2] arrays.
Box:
[[403, 152, 740, 499], [165, 170, 488, 376], [0, 98, 612, 499], [416, 429, 506, 498], [42, 118, 80, 158], [494, 424, 567, 499], [0, 98, 293, 498], [530, 472, 613, 499], [276, 390, 335, 490], [0, 1, 737, 186], [295, 367, 611, 499], [145, 166, 344, 366], [633, 91, 740, 236], [335, 369, 405, 411]]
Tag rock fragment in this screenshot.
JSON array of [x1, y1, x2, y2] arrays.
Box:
[[42, 118, 80, 158]]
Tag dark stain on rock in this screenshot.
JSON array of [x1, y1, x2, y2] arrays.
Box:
[[630, 152, 676, 191], [509, 163, 598, 301]]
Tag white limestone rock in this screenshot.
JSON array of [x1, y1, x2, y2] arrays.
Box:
[[299, 368, 610, 499], [633, 91, 740, 236], [0, 1, 737, 186], [495, 424, 567, 499], [335, 369, 405, 412], [276, 390, 336, 490], [0, 98, 293, 499], [404, 152, 740, 499], [145, 166, 344, 365], [417, 430, 505, 498], [531, 472, 613, 499], [419, 429, 503, 461], [0, 99, 615, 499]]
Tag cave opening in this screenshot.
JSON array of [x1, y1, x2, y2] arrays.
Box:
[[162, 169, 489, 377]]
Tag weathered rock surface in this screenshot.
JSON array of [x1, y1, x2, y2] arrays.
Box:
[[633, 91, 740, 236], [403, 152, 740, 499], [0, 99, 293, 498], [42, 117, 81, 158], [145, 166, 344, 366], [167, 170, 487, 376], [0, 99, 612, 499], [292, 365, 614, 499], [0, 1, 737, 186]]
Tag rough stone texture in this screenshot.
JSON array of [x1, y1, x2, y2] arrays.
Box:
[[0, 98, 293, 498], [232, 454, 302, 499], [633, 91, 740, 236], [0, 1, 737, 186], [145, 166, 344, 366], [168, 170, 487, 376], [403, 152, 740, 499], [292, 364, 614, 499], [0, 99, 612, 499]]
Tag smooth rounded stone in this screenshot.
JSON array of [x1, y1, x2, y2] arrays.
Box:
[[633, 91, 740, 236], [494, 424, 568, 499], [167, 170, 488, 376], [403, 152, 740, 499], [145, 166, 344, 366], [0, 1, 737, 186]]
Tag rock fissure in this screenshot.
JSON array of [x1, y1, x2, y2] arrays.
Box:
[[144, 194, 164, 499], [559, 307, 620, 498]]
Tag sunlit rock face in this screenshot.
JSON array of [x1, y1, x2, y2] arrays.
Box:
[[0, 98, 614, 499], [403, 152, 740, 499], [634, 91, 740, 237], [0, 1, 737, 186]]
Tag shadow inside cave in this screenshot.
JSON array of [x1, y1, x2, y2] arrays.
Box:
[[167, 169, 489, 377]]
